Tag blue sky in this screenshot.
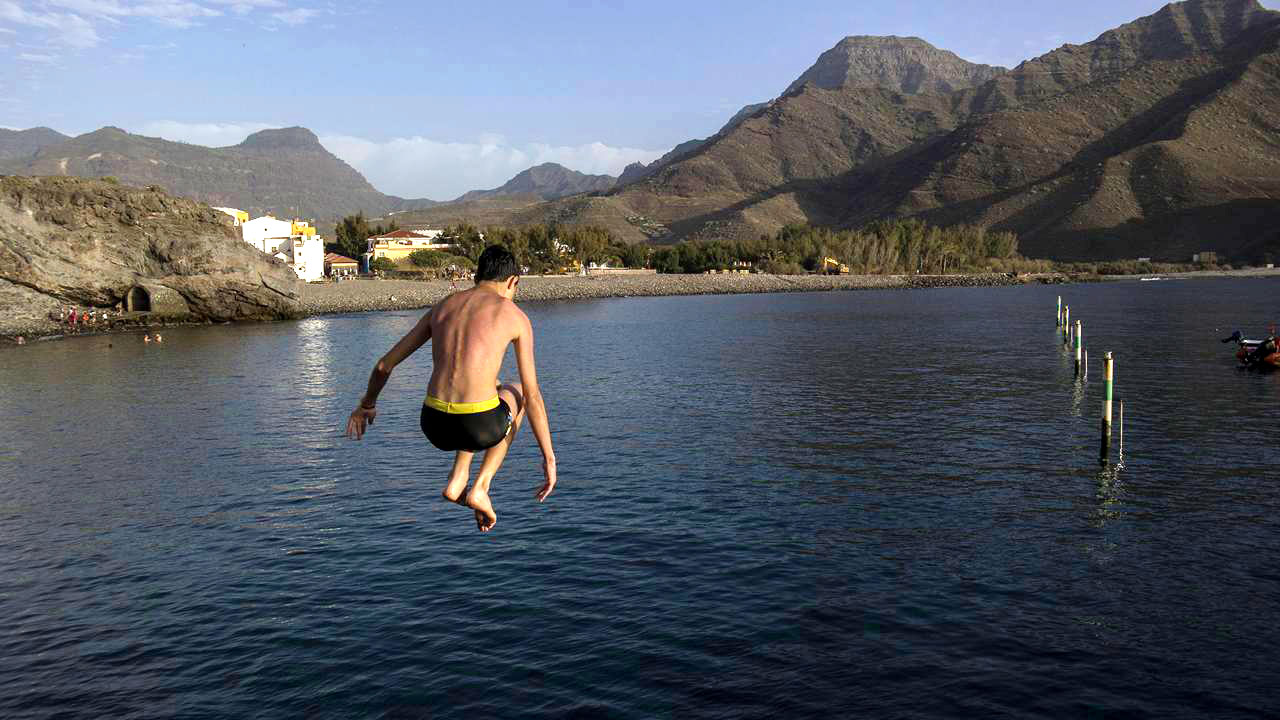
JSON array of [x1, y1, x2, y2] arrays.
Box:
[[2, 0, 1276, 199]]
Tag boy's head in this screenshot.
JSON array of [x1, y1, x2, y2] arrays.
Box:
[[476, 244, 520, 284]]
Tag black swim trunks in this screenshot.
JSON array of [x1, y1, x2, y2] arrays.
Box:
[[420, 395, 513, 452]]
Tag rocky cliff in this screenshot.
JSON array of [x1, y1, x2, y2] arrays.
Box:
[[0, 176, 303, 336]]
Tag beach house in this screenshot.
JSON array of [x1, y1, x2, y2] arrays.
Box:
[[325, 252, 359, 277], [364, 229, 452, 268]]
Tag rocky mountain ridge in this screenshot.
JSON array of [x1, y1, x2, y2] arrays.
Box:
[[455, 162, 617, 202], [0, 126, 437, 221], [783, 35, 1006, 96], [0, 127, 70, 161]]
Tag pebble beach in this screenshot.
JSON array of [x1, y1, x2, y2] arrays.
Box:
[[300, 272, 1033, 315]]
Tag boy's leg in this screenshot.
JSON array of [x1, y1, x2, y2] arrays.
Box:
[[442, 451, 474, 504], [465, 383, 528, 532]]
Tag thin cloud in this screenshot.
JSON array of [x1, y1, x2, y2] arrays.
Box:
[[47, 0, 221, 29], [319, 133, 666, 200], [208, 0, 284, 13], [0, 2, 101, 47], [139, 119, 279, 146], [18, 52, 60, 62], [271, 7, 318, 25]]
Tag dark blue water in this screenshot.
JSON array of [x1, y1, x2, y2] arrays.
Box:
[[2, 278, 1278, 719]]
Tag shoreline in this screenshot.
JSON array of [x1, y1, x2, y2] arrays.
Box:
[[6, 268, 1278, 343], [299, 271, 1034, 315]]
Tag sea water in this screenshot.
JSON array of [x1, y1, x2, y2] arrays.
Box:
[[2, 278, 1278, 718]]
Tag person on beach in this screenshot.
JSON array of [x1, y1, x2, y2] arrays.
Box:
[[345, 245, 556, 532]]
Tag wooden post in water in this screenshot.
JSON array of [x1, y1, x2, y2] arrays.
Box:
[[1063, 305, 1070, 345], [1100, 352, 1114, 461], [1057, 296, 1062, 327], [1075, 320, 1083, 376]]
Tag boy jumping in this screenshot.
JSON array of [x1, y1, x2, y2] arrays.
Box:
[[345, 245, 556, 531]]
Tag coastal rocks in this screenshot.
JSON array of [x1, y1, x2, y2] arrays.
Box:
[[0, 176, 303, 336]]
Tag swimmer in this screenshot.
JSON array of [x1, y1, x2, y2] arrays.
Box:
[[15, 336, 25, 345], [143, 333, 152, 343], [346, 245, 556, 532], [155, 333, 163, 343]]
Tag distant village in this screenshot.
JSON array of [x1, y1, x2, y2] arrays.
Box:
[[211, 207, 649, 280], [213, 207, 455, 282]]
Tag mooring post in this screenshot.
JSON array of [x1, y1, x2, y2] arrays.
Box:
[[1075, 320, 1083, 376], [1057, 296, 1062, 327], [1063, 305, 1070, 345], [1101, 352, 1114, 461]]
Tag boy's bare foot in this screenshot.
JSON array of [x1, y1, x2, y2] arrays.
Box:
[[465, 486, 497, 532]]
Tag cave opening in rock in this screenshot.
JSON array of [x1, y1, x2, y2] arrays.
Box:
[[126, 286, 151, 312]]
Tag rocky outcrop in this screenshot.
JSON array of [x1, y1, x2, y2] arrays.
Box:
[[455, 162, 617, 202], [783, 36, 1006, 96], [0, 176, 303, 336]]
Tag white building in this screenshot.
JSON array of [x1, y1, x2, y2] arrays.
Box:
[[242, 215, 295, 254], [242, 215, 326, 282]]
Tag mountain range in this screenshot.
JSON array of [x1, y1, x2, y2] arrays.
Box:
[[0, 126, 438, 221], [394, 0, 1280, 262], [4, 0, 1279, 261]]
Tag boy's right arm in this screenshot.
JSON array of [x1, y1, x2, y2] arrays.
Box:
[[514, 312, 556, 501]]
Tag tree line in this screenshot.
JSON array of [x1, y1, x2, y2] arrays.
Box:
[[648, 220, 1022, 275], [327, 214, 1029, 276]]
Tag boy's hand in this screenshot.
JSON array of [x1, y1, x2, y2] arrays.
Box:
[[535, 457, 557, 502], [346, 406, 377, 440]]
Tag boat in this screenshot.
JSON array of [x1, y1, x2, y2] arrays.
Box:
[[1222, 329, 1280, 369]]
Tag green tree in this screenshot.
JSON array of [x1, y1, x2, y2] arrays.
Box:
[[409, 249, 451, 268]]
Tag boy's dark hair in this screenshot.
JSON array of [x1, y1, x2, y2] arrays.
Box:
[[475, 245, 520, 283]]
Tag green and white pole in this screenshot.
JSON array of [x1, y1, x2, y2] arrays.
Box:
[[1101, 352, 1114, 460], [1075, 320, 1083, 376], [1063, 305, 1070, 345], [1057, 296, 1062, 327]]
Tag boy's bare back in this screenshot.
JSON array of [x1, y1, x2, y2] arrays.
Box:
[[426, 287, 526, 403]]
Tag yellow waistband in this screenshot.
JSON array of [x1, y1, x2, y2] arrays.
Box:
[[424, 395, 500, 414]]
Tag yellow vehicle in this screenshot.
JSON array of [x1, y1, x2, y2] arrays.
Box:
[[821, 257, 850, 275]]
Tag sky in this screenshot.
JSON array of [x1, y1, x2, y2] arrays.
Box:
[[2, 0, 1277, 200]]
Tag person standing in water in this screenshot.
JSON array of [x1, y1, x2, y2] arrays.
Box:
[[345, 245, 556, 532]]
